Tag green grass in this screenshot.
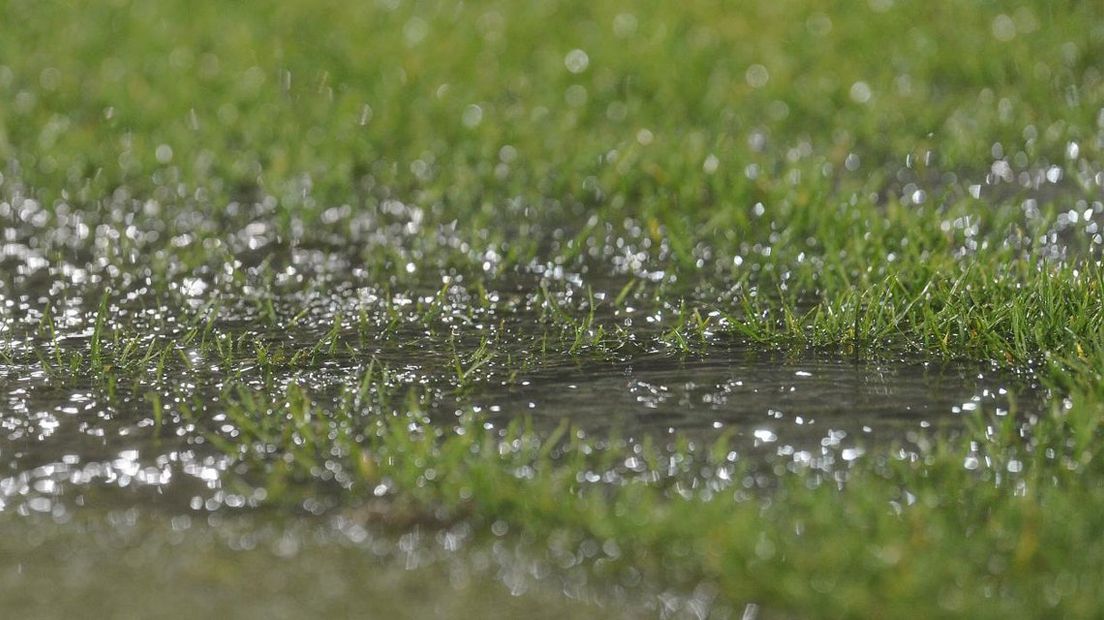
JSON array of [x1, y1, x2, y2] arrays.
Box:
[[3, 0, 1104, 617]]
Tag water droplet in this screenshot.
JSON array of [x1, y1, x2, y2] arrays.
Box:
[[403, 17, 429, 46], [753, 429, 777, 443], [850, 81, 872, 104], [612, 13, 637, 38], [564, 49, 589, 74], [745, 64, 769, 88], [991, 14, 1016, 41], [462, 104, 483, 128]]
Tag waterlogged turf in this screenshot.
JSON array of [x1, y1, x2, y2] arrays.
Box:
[[0, 510, 646, 620], [2, 0, 1104, 617]]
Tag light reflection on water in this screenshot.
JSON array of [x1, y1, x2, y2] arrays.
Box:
[[0, 312, 1037, 518], [0, 153, 1086, 614], [0, 170, 1052, 514]]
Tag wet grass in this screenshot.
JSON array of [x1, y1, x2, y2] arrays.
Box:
[[0, 509, 630, 620], [2, 0, 1104, 617]]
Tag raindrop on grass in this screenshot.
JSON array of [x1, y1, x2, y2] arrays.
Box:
[[462, 105, 483, 128], [564, 49, 589, 74], [745, 64, 769, 88], [850, 82, 872, 104]]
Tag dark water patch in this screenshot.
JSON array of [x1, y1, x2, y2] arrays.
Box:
[[0, 263, 1045, 518], [0, 371, 235, 516], [462, 346, 1036, 456]]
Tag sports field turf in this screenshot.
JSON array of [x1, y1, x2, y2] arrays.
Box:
[[2, 1, 1104, 616]]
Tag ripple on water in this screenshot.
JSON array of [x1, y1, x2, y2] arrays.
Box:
[[1, 307, 1041, 516], [465, 346, 1036, 453]]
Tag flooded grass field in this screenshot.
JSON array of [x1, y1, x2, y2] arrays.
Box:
[[3, 0, 1104, 617]]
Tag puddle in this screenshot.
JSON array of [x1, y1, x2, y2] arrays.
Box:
[[0, 316, 1038, 517], [0, 158, 1074, 615], [3, 1, 1103, 614], [0, 327, 1038, 619], [466, 347, 1029, 444], [0, 191, 1047, 514]]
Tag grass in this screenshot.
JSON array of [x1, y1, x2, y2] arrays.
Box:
[[2, 0, 1104, 617]]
